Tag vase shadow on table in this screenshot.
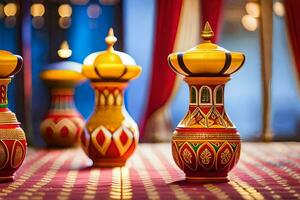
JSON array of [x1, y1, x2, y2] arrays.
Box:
[[169, 179, 230, 186]]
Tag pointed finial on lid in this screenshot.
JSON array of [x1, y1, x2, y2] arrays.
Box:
[[201, 21, 214, 41], [105, 28, 117, 51]]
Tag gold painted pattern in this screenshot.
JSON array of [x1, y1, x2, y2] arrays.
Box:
[[10, 141, 25, 169], [0, 141, 8, 170], [180, 106, 234, 128], [95, 88, 123, 107], [220, 149, 232, 165], [173, 132, 240, 140], [0, 128, 25, 140], [200, 148, 212, 165]]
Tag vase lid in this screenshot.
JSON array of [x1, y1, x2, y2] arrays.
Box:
[[168, 22, 245, 77], [40, 61, 86, 85], [82, 28, 141, 82], [0, 50, 23, 78]]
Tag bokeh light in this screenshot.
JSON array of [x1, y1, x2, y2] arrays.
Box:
[[58, 4, 72, 18], [57, 41, 72, 59], [241, 14, 258, 31], [4, 3, 17, 17], [31, 3, 45, 17], [59, 17, 72, 29], [87, 4, 101, 19], [245, 2, 260, 18], [273, 1, 285, 17], [32, 16, 45, 29]]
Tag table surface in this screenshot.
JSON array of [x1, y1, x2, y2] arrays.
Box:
[[0, 143, 300, 200]]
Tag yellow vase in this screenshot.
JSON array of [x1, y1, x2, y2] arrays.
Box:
[[81, 28, 141, 167]]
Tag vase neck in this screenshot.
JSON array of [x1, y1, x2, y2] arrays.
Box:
[[188, 84, 225, 108], [0, 78, 11, 108], [94, 86, 125, 108], [50, 88, 75, 110]]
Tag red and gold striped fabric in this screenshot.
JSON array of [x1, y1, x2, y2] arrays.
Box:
[[0, 143, 300, 199]]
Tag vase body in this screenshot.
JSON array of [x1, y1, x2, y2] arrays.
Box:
[[40, 88, 84, 148], [81, 82, 138, 167], [171, 77, 241, 183], [0, 78, 27, 182]]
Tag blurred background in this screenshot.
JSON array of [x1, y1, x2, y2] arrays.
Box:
[[0, 0, 299, 146]]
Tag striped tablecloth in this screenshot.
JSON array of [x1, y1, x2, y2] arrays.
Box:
[[0, 143, 300, 200]]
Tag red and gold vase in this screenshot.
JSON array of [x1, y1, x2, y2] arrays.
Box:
[[168, 22, 245, 183], [81, 28, 141, 167], [40, 61, 86, 148], [0, 50, 26, 182]]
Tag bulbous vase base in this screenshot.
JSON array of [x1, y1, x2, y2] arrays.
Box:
[[93, 160, 126, 167], [172, 128, 241, 183], [0, 174, 14, 183], [186, 176, 228, 183]]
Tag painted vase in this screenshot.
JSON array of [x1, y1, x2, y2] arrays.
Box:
[[81, 28, 141, 167], [168, 22, 245, 183], [0, 50, 26, 182], [40, 61, 86, 148]]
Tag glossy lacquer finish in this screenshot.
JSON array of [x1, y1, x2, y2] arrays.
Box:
[[81, 28, 141, 167], [0, 51, 26, 183], [168, 22, 245, 183]]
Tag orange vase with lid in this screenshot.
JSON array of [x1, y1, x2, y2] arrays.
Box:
[[40, 61, 86, 148], [0, 50, 26, 182], [81, 28, 141, 167], [168, 22, 245, 183]]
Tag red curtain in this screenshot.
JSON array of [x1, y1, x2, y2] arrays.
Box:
[[140, 0, 183, 139], [285, 0, 300, 80], [201, 0, 224, 43]]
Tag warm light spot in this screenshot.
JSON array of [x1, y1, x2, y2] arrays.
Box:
[[32, 16, 45, 29], [87, 4, 101, 19], [241, 14, 258, 31], [58, 4, 72, 17], [58, 41, 72, 59], [4, 3, 17, 17], [99, 0, 120, 5], [273, 1, 285, 17], [70, 0, 89, 5], [31, 3, 45, 17], [59, 17, 72, 29], [245, 2, 260, 18]]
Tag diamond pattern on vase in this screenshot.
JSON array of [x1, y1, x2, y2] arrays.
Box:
[[113, 126, 134, 156], [40, 118, 78, 141], [91, 126, 112, 156]]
